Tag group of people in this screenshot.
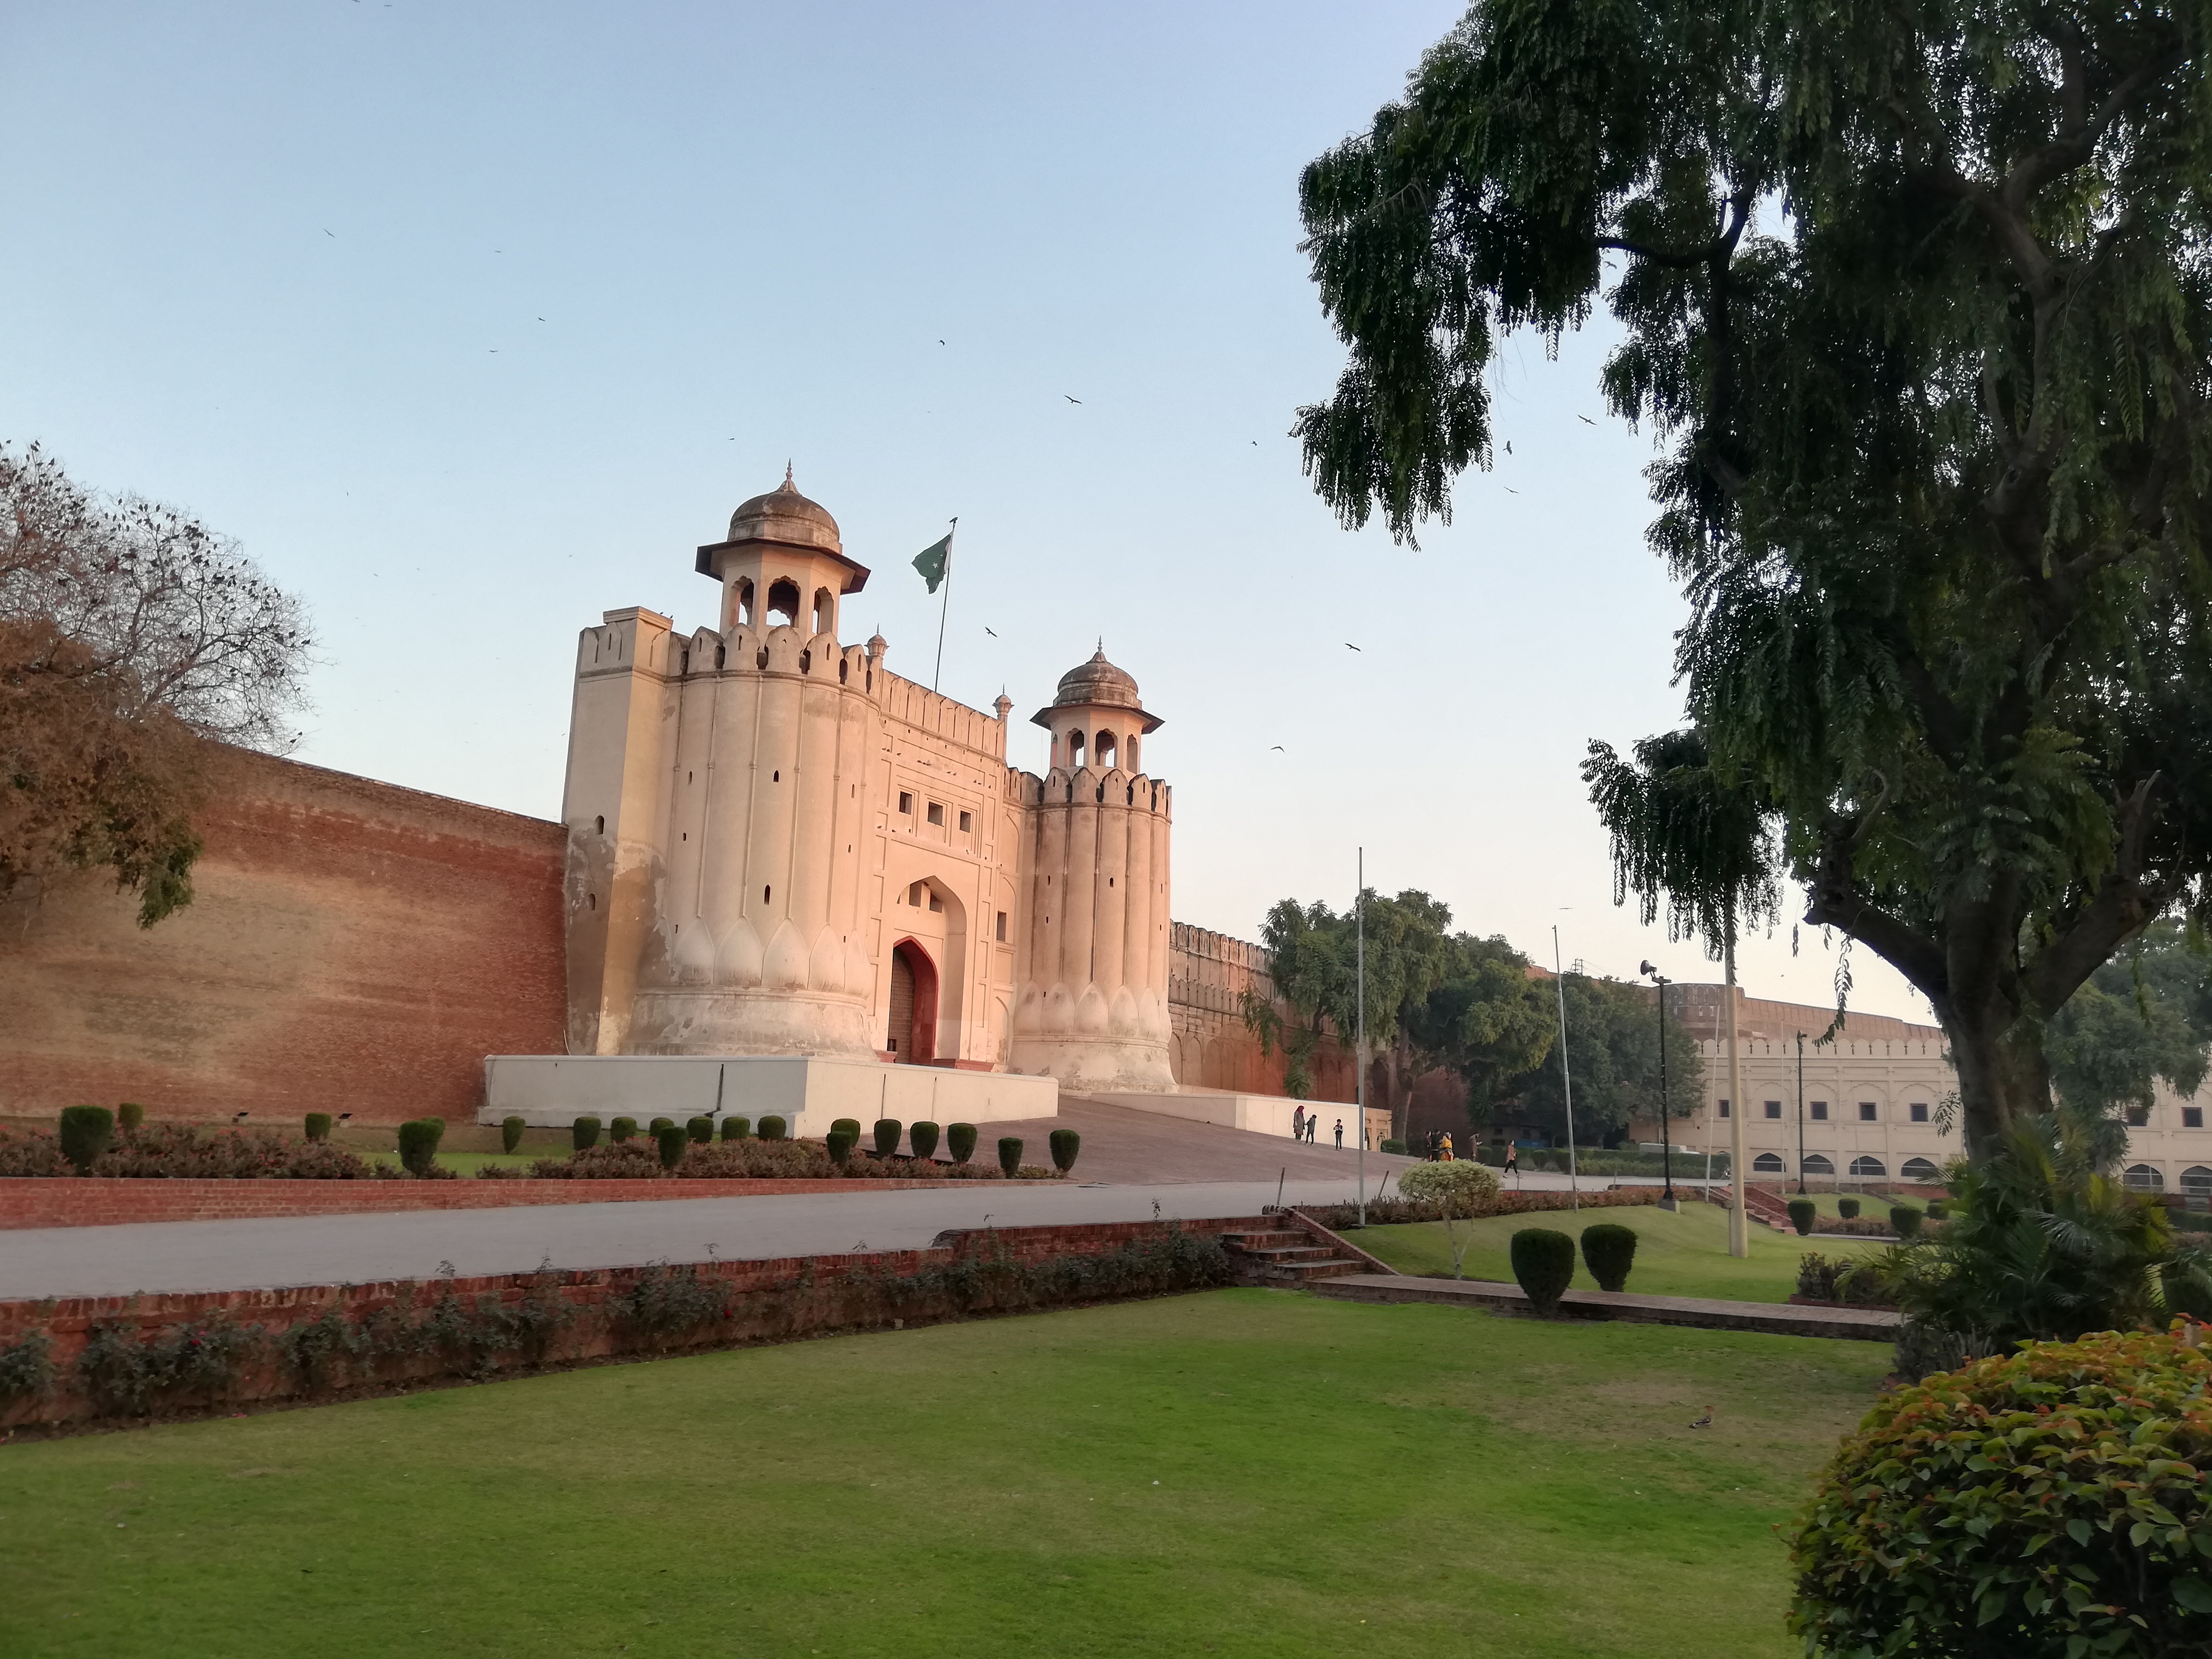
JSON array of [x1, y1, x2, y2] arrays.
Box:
[[1419, 1129, 1518, 1173], [1287, 1106, 1346, 1147]]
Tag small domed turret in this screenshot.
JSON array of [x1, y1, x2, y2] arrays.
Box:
[[727, 466, 841, 553], [1052, 648, 1142, 712]]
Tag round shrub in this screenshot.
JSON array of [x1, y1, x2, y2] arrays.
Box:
[[826, 1129, 855, 1168], [609, 1116, 637, 1143], [117, 1102, 145, 1135], [948, 1123, 977, 1165], [649, 1117, 674, 1134], [1890, 1202, 1925, 1239], [1788, 1324, 2212, 1657], [1049, 1129, 1081, 1174], [831, 1118, 862, 1142], [686, 1116, 713, 1144], [1380, 1138, 1407, 1154], [397, 1118, 445, 1177], [305, 1112, 334, 1142], [1398, 1161, 1502, 1215], [873, 1118, 903, 1158], [720, 1115, 750, 1142], [573, 1115, 602, 1151], [1509, 1228, 1576, 1316], [909, 1121, 941, 1162], [501, 1115, 526, 1153], [1579, 1223, 1638, 1293], [1926, 1200, 1948, 1220], [655, 1124, 688, 1170], [757, 1116, 787, 1142], [998, 1137, 1023, 1178], [57, 1106, 114, 1174], [1788, 1198, 1817, 1236], [1836, 1196, 1861, 1220]]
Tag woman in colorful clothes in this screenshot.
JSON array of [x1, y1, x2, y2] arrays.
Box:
[[1439, 1132, 1455, 1162]]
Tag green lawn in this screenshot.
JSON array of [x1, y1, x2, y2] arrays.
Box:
[[0, 1290, 1885, 1658], [1355, 1199, 1881, 1303]]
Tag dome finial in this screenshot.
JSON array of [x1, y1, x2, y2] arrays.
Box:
[[782, 460, 795, 490]]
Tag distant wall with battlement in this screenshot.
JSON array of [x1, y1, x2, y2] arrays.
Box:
[[1165, 922, 1353, 1102]]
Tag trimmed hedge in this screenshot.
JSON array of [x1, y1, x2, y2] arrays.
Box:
[[1510, 1229, 1576, 1316], [998, 1137, 1024, 1178], [1890, 1202, 1925, 1239], [117, 1102, 145, 1135], [686, 1116, 714, 1144], [58, 1106, 114, 1175], [757, 1116, 788, 1141], [1579, 1223, 1637, 1293], [397, 1118, 445, 1177], [1789, 1324, 2212, 1657], [305, 1113, 334, 1143], [655, 1125, 688, 1170], [1788, 1198, 1816, 1236], [720, 1116, 750, 1142], [649, 1117, 674, 1134], [831, 1118, 862, 1142], [874, 1119, 903, 1158], [949, 1123, 977, 1165], [1049, 1129, 1081, 1174], [573, 1116, 602, 1151], [909, 1121, 941, 1162], [501, 1116, 527, 1154], [826, 1130, 855, 1168], [1836, 1196, 1861, 1219], [609, 1117, 637, 1143]]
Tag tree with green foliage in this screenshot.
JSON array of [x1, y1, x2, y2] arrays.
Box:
[[1298, 2, 2212, 1163], [1500, 973, 1703, 1146], [1403, 932, 1559, 1131], [2046, 923, 2212, 1158]]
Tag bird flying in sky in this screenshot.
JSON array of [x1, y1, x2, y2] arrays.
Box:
[[984, 626, 998, 637], [1577, 414, 1595, 425], [1345, 643, 1361, 652], [1064, 395, 1082, 404], [1270, 745, 1285, 751]]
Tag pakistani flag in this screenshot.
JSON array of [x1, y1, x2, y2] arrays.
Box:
[[913, 529, 953, 593]]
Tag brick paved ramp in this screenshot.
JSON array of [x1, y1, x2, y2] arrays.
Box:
[[1310, 1274, 1900, 1342], [986, 1095, 1424, 1184]]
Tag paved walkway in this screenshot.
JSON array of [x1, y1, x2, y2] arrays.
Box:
[[1310, 1274, 1900, 1342]]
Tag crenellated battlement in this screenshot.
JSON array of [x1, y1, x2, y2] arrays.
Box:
[[1016, 768, 1171, 814], [879, 671, 1007, 762]]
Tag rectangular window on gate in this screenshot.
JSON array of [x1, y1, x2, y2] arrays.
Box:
[[2187, 1107, 2205, 1129], [1859, 1101, 1878, 1122], [1764, 1100, 1781, 1119], [898, 792, 914, 815], [1910, 1101, 1929, 1123], [926, 802, 945, 827], [1810, 1100, 1828, 1121], [959, 810, 973, 833], [995, 911, 1007, 942]]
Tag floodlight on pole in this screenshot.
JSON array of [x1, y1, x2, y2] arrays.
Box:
[[1641, 962, 1679, 1211], [1552, 925, 1579, 1211]]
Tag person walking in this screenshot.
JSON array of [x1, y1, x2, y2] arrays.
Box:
[[1503, 1141, 1519, 1183], [1333, 1118, 1344, 1148], [1291, 1105, 1305, 1144], [1307, 1114, 1318, 1144], [1440, 1131, 1455, 1162]]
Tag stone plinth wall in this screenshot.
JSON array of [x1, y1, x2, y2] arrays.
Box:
[[0, 1174, 1052, 1231], [0, 751, 567, 1125], [0, 1215, 1260, 1431]]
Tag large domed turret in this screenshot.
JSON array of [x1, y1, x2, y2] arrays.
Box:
[[1034, 646, 1163, 733], [726, 467, 841, 553]]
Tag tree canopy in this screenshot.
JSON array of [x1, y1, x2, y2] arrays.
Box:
[[1499, 972, 1706, 1147], [2047, 920, 2212, 1127], [1300, 2, 2212, 1158], [1, 445, 311, 924]]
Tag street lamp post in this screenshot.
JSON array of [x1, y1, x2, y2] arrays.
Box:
[[1796, 1031, 1808, 1196], [1641, 962, 1678, 1211]]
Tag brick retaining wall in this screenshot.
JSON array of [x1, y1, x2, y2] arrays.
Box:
[[0, 1174, 1054, 1231]]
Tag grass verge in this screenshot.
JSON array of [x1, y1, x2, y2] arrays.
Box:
[[0, 1289, 1882, 1658]]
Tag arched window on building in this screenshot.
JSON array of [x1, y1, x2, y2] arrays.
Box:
[[1900, 1157, 1943, 1181], [1094, 730, 1117, 769], [812, 587, 834, 636], [2124, 1164, 2166, 1192], [1068, 730, 1086, 769], [2182, 1166, 2212, 1198], [1801, 1153, 1835, 1177], [733, 578, 755, 628], [1752, 1152, 1785, 1174], [767, 577, 801, 628], [1849, 1155, 1887, 1178]]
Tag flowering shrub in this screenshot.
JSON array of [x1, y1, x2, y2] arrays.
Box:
[[525, 1140, 1058, 1181], [1795, 1252, 1897, 1307], [0, 1123, 376, 1179], [1789, 1324, 2212, 1658], [1302, 1186, 1665, 1230], [0, 1129, 71, 1177]]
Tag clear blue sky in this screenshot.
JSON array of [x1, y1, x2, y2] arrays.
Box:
[[0, 0, 1931, 1023]]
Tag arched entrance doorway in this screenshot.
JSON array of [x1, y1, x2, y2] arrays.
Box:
[[887, 938, 938, 1064]]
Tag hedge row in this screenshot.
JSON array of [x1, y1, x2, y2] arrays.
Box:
[[1304, 1186, 1669, 1230], [517, 1142, 1061, 1182]]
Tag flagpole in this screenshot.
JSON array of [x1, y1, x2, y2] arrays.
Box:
[[932, 518, 956, 693]]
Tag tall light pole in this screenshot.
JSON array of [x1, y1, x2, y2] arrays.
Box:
[[1795, 1031, 1808, 1196], [1641, 963, 1678, 1211], [1355, 847, 1366, 1228], [1551, 926, 1579, 1210]]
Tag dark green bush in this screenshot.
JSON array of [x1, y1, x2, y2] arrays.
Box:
[[1788, 1325, 2212, 1657], [720, 1115, 750, 1142], [304, 1112, 334, 1142], [609, 1116, 637, 1143], [57, 1106, 114, 1174], [998, 1137, 1023, 1177], [1890, 1203, 1925, 1239], [873, 1118, 903, 1158], [686, 1116, 713, 1144], [573, 1115, 602, 1151], [501, 1116, 526, 1154], [1926, 1200, 1949, 1220], [1380, 1138, 1407, 1154], [1836, 1196, 1860, 1219], [397, 1118, 445, 1177], [1579, 1223, 1637, 1293], [908, 1121, 941, 1161], [116, 1102, 144, 1135], [1509, 1228, 1576, 1315], [758, 1116, 787, 1141], [0, 1330, 54, 1402], [1049, 1129, 1081, 1174], [649, 1117, 674, 1134], [655, 1124, 688, 1170], [948, 1123, 977, 1164], [826, 1130, 855, 1168], [831, 1118, 862, 1142], [1788, 1198, 1816, 1236]]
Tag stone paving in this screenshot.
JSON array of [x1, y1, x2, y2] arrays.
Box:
[[1309, 1273, 1901, 1342]]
